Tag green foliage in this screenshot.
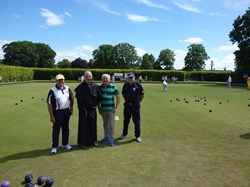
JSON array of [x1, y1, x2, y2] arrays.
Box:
[[0, 65, 34, 82], [229, 8, 250, 72], [141, 53, 154, 69], [92, 44, 115, 68], [71, 58, 88, 68], [113, 43, 139, 69], [32, 68, 238, 82], [2, 41, 56, 68], [183, 44, 209, 71], [57, 59, 71, 68], [186, 70, 233, 81], [2, 41, 39, 67], [35, 43, 56, 68], [156, 48, 175, 70]]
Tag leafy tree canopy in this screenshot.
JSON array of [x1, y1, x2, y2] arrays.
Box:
[[71, 58, 88, 68], [156, 48, 175, 70], [2, 41, 56, 68], [57, 59, 71, 68], [92, 44, 115, 68], [229, 8, 250, 72], [113, 43, 139, 69], [183, 44, 209, 71], [141, 53, 154, 69]]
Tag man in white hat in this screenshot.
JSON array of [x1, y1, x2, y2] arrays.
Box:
[[46, 74, 74, 154]]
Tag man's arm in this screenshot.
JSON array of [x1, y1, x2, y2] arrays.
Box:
[[47, 103, 55, 124], [114, 94, 120, 111]]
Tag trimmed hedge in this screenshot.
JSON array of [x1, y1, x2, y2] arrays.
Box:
[[0, 65, 34, 82], [0, 65, 242, 83], [185, 70, 233, 82], [32, 68, 187, 81], [33, 68, 235, 82]]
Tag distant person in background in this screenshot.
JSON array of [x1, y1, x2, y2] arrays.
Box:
[[75, 71, 101, 149], [162, 80, 168, 92], [112, 75, 116, 84], [47, 74, 74, 154], [227, 76, 232, 88], [119, 72, 144, 143], [80, 75, 84, 83], [98, 74, 120, 147]]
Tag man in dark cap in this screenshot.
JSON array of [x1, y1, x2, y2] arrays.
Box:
[[119, 72, 144, 142]]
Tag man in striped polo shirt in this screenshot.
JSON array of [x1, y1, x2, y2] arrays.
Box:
[[98, 74, 120, 146]]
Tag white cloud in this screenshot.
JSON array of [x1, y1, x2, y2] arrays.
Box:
[[75, 45, 95, 52], [179, 37, 203, 43], [209, 12, 226, 17], [135, 48, 147, 57], [96, 2, 121, 16], [40, 8, 65, 26], [0, 40, 13, 59], [223, 0, 250, 11], [171, 0, 201, 13], [173, 48, 236, 70], [133, 0, 170, 11], [216, 44, 238, 52], [64, 12, 71, 17], [205, 53, 235, 70], [126, 13, 159, 22], [174, 49, 187, 69], [55, 45, 95, 62]]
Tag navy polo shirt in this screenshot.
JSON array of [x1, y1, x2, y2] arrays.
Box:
[[122, 82, 144, 104]]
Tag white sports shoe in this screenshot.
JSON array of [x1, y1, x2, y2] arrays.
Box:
[[136, 137, 142, 143], [62, 144, 72, 150], [51, 148, 57, 154], [119, 134, 126, 139]]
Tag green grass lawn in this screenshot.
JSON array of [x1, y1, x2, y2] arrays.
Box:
[[0, 82, 250, 187]]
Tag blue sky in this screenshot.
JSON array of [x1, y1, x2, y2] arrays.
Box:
[[1, 0, 250, 70]]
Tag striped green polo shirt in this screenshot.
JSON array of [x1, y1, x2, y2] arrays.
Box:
[[99, 83, 119, 111]]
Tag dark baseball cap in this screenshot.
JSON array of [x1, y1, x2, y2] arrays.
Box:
[[127, 72, 135, 78]]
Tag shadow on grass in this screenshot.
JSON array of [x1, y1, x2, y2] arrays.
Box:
[[0, 148, 51, 163], [96, 138, 135, 148], [0, 139, 137, 162], [0, 145, 94, 163], [240, 132, 250, 139]]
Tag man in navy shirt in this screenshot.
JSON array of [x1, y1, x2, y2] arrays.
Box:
[[47, 74, 74, 154], [119, 72, 144, 142]]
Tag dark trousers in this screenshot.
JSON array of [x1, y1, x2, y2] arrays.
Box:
[[52, 109, 71, 148], [77, 109, 97, 146], [123, 103, 141, 138]]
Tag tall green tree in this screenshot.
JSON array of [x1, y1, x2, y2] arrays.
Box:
[[113, 43, 139, 69], [229, 8, 250, 72], [92, 44, 115, 68], [2, 41, 56, 68], [156, 49, 175, 70], [71, 58, 88, 68], [57, 59, 71, 68], [35, 43, 56, 68], [2, 41, 39, 67], [183, 44, 209, 71], [141, 53, 154, 69]]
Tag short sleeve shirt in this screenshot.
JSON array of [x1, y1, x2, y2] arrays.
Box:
[[47, 85, 74, 111], [122, 82, 144, 104]]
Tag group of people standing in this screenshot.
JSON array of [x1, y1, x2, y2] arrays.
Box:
[[46, 71, 144, 154]]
